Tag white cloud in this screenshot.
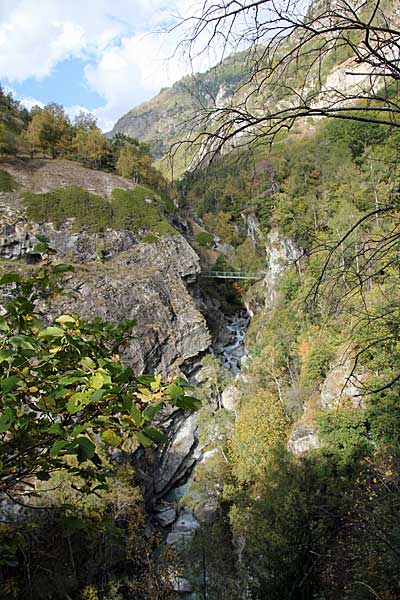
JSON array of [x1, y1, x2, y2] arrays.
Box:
[[0, 4, 85, 81], [85, 30, 193, 130], [19, 96, 45, 111], [0, 0, 210, 130]]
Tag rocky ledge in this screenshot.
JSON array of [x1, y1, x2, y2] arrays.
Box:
[[0, 192, 211, 374]]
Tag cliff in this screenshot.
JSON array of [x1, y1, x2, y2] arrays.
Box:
[[0, 160, 211, 374]]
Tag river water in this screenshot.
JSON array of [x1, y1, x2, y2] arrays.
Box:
[[158, 308, 251, 598], [214, 309, 250, 374]]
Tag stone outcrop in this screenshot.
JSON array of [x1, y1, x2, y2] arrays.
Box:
[[262, 228, 300, 309], [154, 413, 201, 497], [319, 356, 366, 410], [0, 192, 211, 374], [244, 227, 300, 318], [287, 423, 320, 455]]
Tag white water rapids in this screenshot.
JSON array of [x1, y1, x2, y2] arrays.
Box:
[[215, 309, 250, 374]]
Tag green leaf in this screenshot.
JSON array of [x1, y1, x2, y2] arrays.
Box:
[[142, 427, 168, 444], [8, 335, 35, 350], [48, 423, 64, 435], [130, 402, 144, 426], [133, 430, 154, 447], [150, 373, 162, 392], [38, 326, 65, 338], [91, 388, 106, 401], [136, 375, 155, 385], [35, 234, 50, 244], [75, 437, 96, 461], [101, 429, 122, 447], [0, 273, 21, 285], [81, 357, 96, 370], [66, 391, 92, 414], [53, 264, 74, 274], [71, 423, 91, 438], [90, 372, 104, 390], [0, 317, 9, 333], [173, 396, 202, 411], [0, 349, 14, 362], [55, 314, 76, 325], [174, 377, 191, 388], [58, 375, 85, 386], [32, 242, 51, 255], [142, 401, 164, 422], [50, 439, 67, 457], [0, 408, 15, 432], [165, 383, 184, 399], [1, 375, 19, 393], [36, 472, 51, 481]]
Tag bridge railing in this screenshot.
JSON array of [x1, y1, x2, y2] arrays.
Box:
[[201, 271, 265, 280]]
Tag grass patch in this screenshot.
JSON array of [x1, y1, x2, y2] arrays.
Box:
[[0, 169, 18, 192], [23, 185, 177, 237], [195, 231, 214, 248]]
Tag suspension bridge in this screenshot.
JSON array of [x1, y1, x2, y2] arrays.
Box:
[[201, 271, 265, 280]]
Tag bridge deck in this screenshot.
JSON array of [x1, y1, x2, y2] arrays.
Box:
[[201, 271, 264, 280]]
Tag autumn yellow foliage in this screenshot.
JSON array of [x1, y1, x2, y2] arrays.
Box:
[[229, 389, 288, 484]]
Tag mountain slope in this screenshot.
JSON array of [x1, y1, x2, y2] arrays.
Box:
[[112, 0, 400, 176], [110, 51, 249, 169]]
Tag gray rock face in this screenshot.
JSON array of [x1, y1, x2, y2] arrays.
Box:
[[172, 577, 193, 594], [244, 226, 300, 318], [154, 505, 177, 527], [263, 228, 300, 309], [155, 413, 200, 497], [221, 385, 241, 411], [166, 509, 200, 549], [288, 423, 320, 455], [0, 195, 211, 374], [319, 357, 366, 410]]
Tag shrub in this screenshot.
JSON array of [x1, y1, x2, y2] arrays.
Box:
[[0, 169, 18, 192], [23, 185, 177, 236], [142, 233, 158, 243], [23, 185, 112, 232], [195, 231, 214, 247]]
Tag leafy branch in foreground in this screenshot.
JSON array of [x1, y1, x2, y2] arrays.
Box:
[[0, 238, 200, 505]]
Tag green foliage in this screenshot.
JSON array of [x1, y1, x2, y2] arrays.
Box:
[[299, 333, 336, 387], [1, 463, 180, 599], [23, 185, 113, 232], [141, 232, 158, 244], [180, 71, 400, 600], [229, 389, 287, 484], [110, 188, 175, 235], [23, 103, 73, 159], [231, 238, 264, 273], [0, 86, 29, 157], [23, 185, 176, 236], [72, 126, 109, 168], [0, 239, 199, 504], [0, 123, 18, 156], [203, 211, 235, 244], [195, 231, 214, 247], [0, 169, 18, 192], [317, 408, 373, 467], [323, 116, 387, 159]]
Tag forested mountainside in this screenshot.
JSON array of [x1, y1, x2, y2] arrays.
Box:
[[109, 51, 248, 162], [111, 0, 400, 175], [1, 0, 400, 599], [175, 113, 400, 599]]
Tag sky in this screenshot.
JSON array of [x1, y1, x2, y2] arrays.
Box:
[[0, 0, 207, 131]]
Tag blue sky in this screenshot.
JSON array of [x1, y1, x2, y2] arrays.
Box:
[[0, 0, 203, 131]]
